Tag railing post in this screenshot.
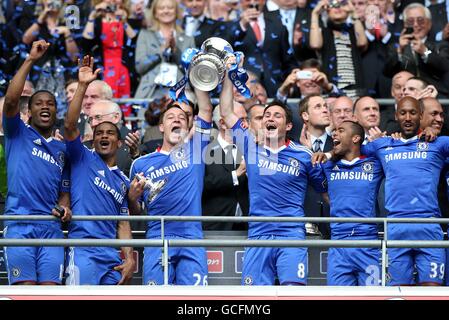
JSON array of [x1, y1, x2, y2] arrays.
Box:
[[160, 218, 169, 285], [163, 239, 169, 285], [381, 218, 388, 287]]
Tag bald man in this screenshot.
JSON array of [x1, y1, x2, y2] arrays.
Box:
[[380, 71, 413, 134], [353, 96, 381, 144], [329, 96, 354, 131]]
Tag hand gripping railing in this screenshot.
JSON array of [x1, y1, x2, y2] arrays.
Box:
[[1, 215, 448, 286]]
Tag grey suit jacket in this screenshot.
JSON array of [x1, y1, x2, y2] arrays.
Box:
[[134, 29, 195, 99]]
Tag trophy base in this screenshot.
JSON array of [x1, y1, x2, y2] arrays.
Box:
[[148, 179, 167, 203], [189, 55, 223, 91]]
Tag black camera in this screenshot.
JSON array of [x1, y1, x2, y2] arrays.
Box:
[[47, 0, 62, 11], [404, 27, 414, 34], [248, 3, 259, 11], [105, 4, 117, 13]]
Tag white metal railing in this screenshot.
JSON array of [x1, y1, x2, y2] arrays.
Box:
[[1, 214, 448, 286]]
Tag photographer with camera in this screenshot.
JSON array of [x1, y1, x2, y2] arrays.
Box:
[[361, 2, 395, 98], [21, 0, 80, 119], [82, 0, 137, 112], [276, 58, 340, 102], [384, 3, 449, 98], [309, 0, 368, 98]]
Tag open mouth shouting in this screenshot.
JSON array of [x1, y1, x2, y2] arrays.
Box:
[[99, 139, 111, 151], [265, 122, 278, 134], [333, 138, 341, 147], [39, 110, 52, 122]]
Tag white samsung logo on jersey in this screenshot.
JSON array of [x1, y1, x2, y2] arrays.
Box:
[[257, 159, 300, 176], [31, 147, 63, 171], [147, 161, 188, 180], [330, 171, 374, 181], [94, 177, 125, 204], [384, 151, 427, 163]]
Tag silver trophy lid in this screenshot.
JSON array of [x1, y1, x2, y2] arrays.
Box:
[[200, 37, 234, 60]]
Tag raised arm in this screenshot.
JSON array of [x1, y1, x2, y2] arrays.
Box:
[[64, 56, 101, 141], [194, 87, 213, 123], [309, 0, 327, 50], [3, 40, 49, 117], [219, 68, 239, 129]]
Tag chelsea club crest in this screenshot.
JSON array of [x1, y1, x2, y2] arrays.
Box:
[[57, 151, 65, 166], [173, 147, 187, 161], [362, 162, 374, 173], [417, 142, 428, 151], [289, 158, 300, 168], [120, 182, 127, 195]]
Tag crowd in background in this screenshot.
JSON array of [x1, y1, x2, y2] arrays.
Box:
[[3, 0, 449, 286]]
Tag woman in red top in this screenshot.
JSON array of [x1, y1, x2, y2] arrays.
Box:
[[83, 0, 137, 116]]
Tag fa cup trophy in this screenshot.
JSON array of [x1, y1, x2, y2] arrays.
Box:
[[188, 37, 235, 91], [136, 175, 167, 203]]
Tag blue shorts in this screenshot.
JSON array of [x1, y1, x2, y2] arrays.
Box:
[[65, 246, 122, 285], [387, 223, 445, 285], [242, 235, 308, 285], [3, 223, 64, 284], [143, 236, 208, 285], [327, 247, 381, 286]]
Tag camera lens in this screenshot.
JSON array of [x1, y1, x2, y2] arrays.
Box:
[[249, 3, 259, 10]]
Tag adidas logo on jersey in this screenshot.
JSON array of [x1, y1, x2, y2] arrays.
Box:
[[385, 147, 393, 151], [33, 139, 42, 145], [332, 165, 340, 171], [97, 170, 105, 177]]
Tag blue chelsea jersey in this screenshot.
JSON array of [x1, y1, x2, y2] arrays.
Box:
[[323, 156, 383, 239], [129, 117, 211, 239], [66, 136, 129, 239], [362, 136, 449, 218], [231, 119, 327, 238], [3, 114, 69, 227]]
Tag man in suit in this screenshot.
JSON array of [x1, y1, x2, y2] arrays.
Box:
[[234, 0, 298, 97], [299, 94, 332, 237], [380, 70, 413, 134], [266, 0, 316, 62], [384, 3, 449, 97], [427, 0, 448, 41], [202, 103, 249, 231], [182, 0, 245, 48]]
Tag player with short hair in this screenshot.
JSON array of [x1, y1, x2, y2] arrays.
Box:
[[128, 88, 213, 285], [2, 40, 71, 285], [323, 120, 383, 286], [361, 96, 449, 285], [63, 56, 135, 285], [220, 66, 327, 285]]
